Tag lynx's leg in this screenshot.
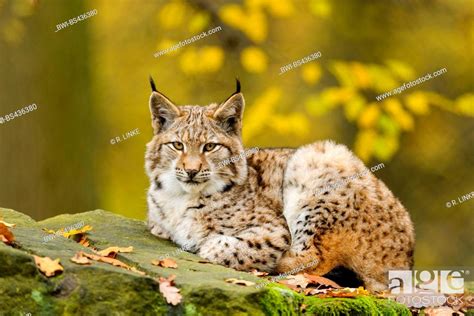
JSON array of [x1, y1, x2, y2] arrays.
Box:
[[278, 141, 415, 292], [147, 199, 171, 239], [198, 224, 290, 272], [277, 141, 358, 275]]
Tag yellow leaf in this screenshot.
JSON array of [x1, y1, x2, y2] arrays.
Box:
[[158, 1, 187, 29], [385, 60, 415, 81], [351, 62, 371, 88], [354, 129, 378, 162], [243, 88, 281, 141], [42, 228, 56, 234], [423, 92, 455, 112], [269, 114, 310, 137], [180, 46, 224, 74], [367, 65, 399, 93], [405, 92, 430, 115], [374, 135, 399, 161], [455, 93, 474, 116], [330, 62, 356, 87], [383, 99, 414, 131], [301, 63, 322, 85], [242, 9, 267, 43], [219, 4, 246, 28], [188, 12, 210, 33], [344, 95, 366, 122], [63, 225, 93, 238], [200, 46, 225, 72], [358, 103, 380, 128], [321, 87, 354, 105], [241, 46, 268, 73]]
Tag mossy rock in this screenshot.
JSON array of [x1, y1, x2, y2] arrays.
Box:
[[0, 207, 412, 315]]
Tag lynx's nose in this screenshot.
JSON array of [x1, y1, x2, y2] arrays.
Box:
[[185, 169, 199, 179]]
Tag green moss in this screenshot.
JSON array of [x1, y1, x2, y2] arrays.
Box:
[[258, 285, 303, 315], [256, 284, 410, 316]]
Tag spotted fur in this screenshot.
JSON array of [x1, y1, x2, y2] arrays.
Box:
[[145, 79, 414, 290]]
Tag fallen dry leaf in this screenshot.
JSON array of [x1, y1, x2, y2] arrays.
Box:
[[82, 252, 131, 269], [63, 225, 93, 238], [152, 258, 178, 269], [303, 273, 341, 289], [0, 219, 16, 228], [251, 269, 269, 277], [277, 279, 302, 292], [78, 235, 90, 247], [0, 223, 15, 245], [225, 278, 256, 286], [158, 275, 182, 305], [280, 274, 310, 289], [96, 246, 133, 257], [71, 251, 145, 275], [321, 287, 370, 298], [70, 252, 91, 265], [42, 225, 92, 239], [42, 228, 57, 235], [33, 255, 64, 277], [304, 288, 329, 295], [130, 267, 146, 276]]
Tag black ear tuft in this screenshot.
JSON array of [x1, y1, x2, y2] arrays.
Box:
[[235, 78, 241, 94], [149, 75, 157, 92]]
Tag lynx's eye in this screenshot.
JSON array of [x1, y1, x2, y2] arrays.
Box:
[[171, 142, 184, 151], [203, 143, 219, 152]]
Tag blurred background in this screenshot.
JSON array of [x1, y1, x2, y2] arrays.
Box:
[[0, 0, 472, 267]]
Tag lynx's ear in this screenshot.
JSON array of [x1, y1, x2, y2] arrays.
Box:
[[149, 76, 181, 134], [213, 79, 245, 135]]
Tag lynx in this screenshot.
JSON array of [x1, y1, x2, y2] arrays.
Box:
[[145, 77, 415, 291]]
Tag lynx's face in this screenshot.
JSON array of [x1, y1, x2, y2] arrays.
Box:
[[145, 79, 247, 195]]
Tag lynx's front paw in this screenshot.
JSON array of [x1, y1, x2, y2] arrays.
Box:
[[276, 250, 320, 275], [148, 220, 171, 239]]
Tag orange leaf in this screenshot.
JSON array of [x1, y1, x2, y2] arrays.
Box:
[[277, 279, 303, 292], [158, 275, 182, 305], [82, 252, 131, 269], [70, 252, 91, 265], [303, 273, 341, 288], [96, 246, 133, 257], [281, 274, 310, 289], [78, 235, 90, 247], [152, 258, 178, 269], [33, 255, 64, 277], [0, 223, 15, 245]]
